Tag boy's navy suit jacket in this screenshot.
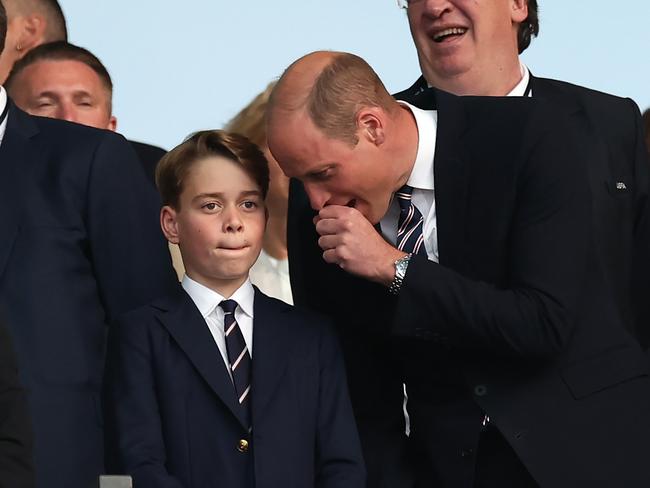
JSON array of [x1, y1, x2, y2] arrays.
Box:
[[103, 285, 366, 488]]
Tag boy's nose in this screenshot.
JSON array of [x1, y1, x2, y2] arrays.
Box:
[[222, 208, 244, 232]]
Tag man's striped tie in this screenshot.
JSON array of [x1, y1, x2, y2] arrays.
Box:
[[395, 185, 428, 257], [219, 300, 252, 428]]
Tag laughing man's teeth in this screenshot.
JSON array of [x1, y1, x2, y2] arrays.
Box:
[[433, 27, 467, 42]]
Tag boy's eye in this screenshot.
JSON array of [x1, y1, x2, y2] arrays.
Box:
[[203, 202, 218, 211], [242, 201, 258, 210]]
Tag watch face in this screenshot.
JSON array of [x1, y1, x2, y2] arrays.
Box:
[[396, 256, 410, 277]]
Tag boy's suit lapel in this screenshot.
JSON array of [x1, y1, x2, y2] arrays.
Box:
[[155, 288, 249, 430], [250, 290, 291, 421]]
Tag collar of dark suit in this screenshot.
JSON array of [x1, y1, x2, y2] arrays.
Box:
[[525, 73, 583, 116], [3, 98, 40, 142], [153, 285, 291, 428]]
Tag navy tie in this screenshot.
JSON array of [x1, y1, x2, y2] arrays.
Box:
[[219, 299, 252, 428], [395, 185, 427, 257]]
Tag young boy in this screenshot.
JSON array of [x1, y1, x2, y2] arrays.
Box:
[[103, 130, 365, 488]]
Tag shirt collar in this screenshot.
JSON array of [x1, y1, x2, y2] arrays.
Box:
[[506, 62, 531, 97], [182, 275, 255, 319], [0, 86, 8, 147], [398, 100, 436, 191]]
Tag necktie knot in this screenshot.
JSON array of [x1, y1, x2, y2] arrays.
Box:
[[395, 185, 415, 211], [395, 184, 427, 257], [219, 299, 238, 315]]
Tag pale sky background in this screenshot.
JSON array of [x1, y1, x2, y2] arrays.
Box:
[[59, 1, 650, 150]]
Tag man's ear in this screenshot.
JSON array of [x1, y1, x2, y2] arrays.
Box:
[[160, 205, 180, 244], [107, 115, 118, 132], [357, 106, 386, 146], [15, 14, 48, 56], [511, 0, 529, 24]]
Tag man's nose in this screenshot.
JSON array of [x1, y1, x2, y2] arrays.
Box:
[[57, 104, 78, 124], [304, 184, 330, 211], [422, 0, 452, 18]]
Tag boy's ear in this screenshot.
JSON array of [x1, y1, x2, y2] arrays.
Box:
[[160, 205, 180, 244]]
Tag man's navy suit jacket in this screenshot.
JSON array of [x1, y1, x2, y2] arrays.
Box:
[[288, 90, 650, 487], [0, 102, 178, 488], [397, 75, 650, 348], [103, 285, 365, 488]]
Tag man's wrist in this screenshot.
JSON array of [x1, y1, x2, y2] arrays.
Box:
[[388, 253, 412, 295]]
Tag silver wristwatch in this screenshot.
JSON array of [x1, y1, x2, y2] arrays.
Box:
[[389, 254, 412, 295]]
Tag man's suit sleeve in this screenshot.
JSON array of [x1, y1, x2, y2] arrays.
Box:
[[315, 321, 366, 488], [0, 318, 34, 488], [86, 133, 178, 322], [393, 113, 591, 358], [103, 313, 185, 488]]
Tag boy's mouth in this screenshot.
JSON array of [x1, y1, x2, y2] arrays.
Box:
[[217, 244, 250, 251]]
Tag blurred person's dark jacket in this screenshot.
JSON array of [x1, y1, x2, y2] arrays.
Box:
[[0, 315, 34, 488]]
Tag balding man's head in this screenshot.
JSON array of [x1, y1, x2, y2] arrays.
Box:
[[268, 51, 397, 146], [267, 51, 418, 224], [0, 0, 66, 82]]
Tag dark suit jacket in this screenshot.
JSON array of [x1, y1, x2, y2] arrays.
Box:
[[0, 102, 178, 488], [397, 75, 650, 347], [103, 285, 365, 488], [287, 89, 650, 488], [129, 140, 166, 186], [0, 316, 34, 488]]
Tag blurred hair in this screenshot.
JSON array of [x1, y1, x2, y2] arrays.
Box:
[[226, 81, 276, 148], [8, 0, 67, 41]]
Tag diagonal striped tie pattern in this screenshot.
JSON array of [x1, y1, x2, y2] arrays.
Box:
[[395, 185, 428, 257], [219, 299, 252, 428]]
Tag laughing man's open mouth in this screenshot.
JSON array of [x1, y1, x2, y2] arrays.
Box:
[[433, 27, 468, 43]]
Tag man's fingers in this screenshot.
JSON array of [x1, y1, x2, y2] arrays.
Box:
[[318, 234, 340, 251], [315, 217, 353, 236], [318, 204, 352, 220], [322, 248, 341, 265]]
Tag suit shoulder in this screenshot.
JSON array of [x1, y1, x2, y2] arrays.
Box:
[[129, 140, 167, 163], [535, 77, 637, 113], [31, 115, 134, 170], [33, 115, 127, 147]]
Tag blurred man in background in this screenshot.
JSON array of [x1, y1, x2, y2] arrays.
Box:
[[0, 0, 65, 82], [5, 41, 164, 183], [0, 1, 178, 486]]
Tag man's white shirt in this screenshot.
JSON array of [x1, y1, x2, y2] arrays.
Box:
[[381, 101, 439, 263]]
